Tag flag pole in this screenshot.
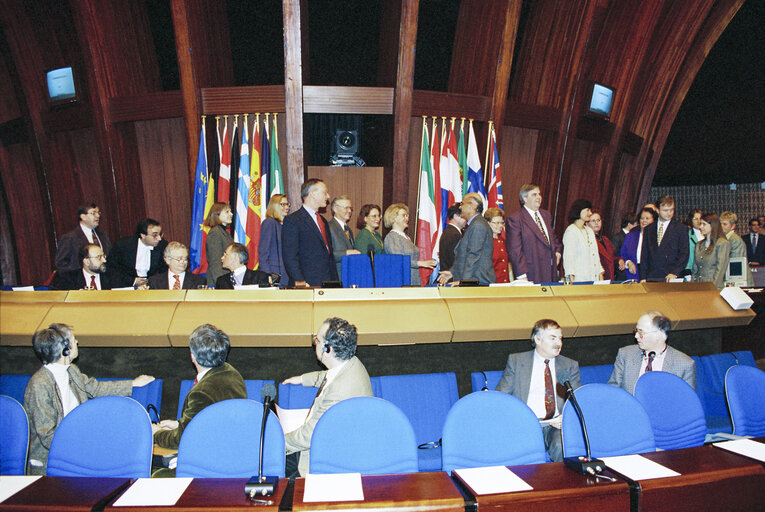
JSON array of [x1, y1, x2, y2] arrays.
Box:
[[273, 113, 278, 150], [413, 116, 427, 246], [484, 120, 493, 189]]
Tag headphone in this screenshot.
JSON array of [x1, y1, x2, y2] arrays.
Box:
[[50, 324, 71, 358], [323, 344, 331, 353]]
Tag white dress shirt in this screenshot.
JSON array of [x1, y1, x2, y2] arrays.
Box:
[[135, 239, 154, 277], [527, 351, 559, 420]]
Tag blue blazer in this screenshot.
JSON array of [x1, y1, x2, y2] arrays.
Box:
[[258, 217, 287, 279], [619, 230, 641, 280], [281, 207, 338, 287]]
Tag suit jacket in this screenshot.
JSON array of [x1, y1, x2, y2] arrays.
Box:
[[284, 356, 373, 476], [328, 218, 355, 279], [107, 236, 168, 288], [24, 364, 132, 474], [282, 207, 338, 287], [215, 268, 272, 288], [148, 271, 206, 290], [496, 349, 582, 413], [383, 230, 423, 286], [205, 225, 234, 287], [692, 239, 730, 289], [451, 215, 496, 285], [154, 363, 247, 450], [52, 269, 114, 290], [640, 220, 689, 280], [55, 226, 112, 273], [439, 224, 462, 271], [619, 230, 642, 280], [744, 232, 765, 265], [608, 344, 696, 394], [506, 208, 562, 283], [258, 218, 287, 278]]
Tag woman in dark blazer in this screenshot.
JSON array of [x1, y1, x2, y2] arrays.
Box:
[[204, 202, 234, 287], [258, 194, 290, 284], [620, 207, 657, 281]]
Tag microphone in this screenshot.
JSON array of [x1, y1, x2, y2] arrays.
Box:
[[245, 383, 279, 498], [367, 244, 376, 288], [562, 381, 607, 477]]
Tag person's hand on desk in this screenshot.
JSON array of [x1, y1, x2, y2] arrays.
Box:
[[132, 375, 155, 387], [283, 376, 302, 385], [151, 419, 179, 434], [437, 270, 453, 285]]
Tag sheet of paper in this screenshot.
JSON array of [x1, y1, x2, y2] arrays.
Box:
[[0, 476, 41, 503], [303, 472, 364, 502], [601, 454, 680, 480], [112, 287, 136, 291], [594, 280, 612, 285], [508, 280, 539, 286], [11, 286, 34, 291], [111, 477, 192, 507], [454, 466, 533, 495], [276, 403, 309, 433], [713, 439, 765, 463]]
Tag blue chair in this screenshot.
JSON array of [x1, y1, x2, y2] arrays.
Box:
[[562, 383, 655, 458], [0, 375, 31, 405], [441, 391, 546, 472], [176, 399, 285, 478], [579, 364, 614, 385], [0, 395, 29, 475], [341, 254, 410, 288], [634, 371, 706, 450], [725, 365, 765, 437], [47, 396, 152, 478], [371, 372, 459, 472], [277, 382, 319, 409], [309, 397, 418, 475], [470, 370, 503, 392], [101, 378, 163, 422], [177, 379, 274, 419], [694, 351, 757, 433]]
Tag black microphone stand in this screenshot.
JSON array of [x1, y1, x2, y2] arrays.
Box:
[[245, 393, 279, 500], [562, 381, 609, 477]]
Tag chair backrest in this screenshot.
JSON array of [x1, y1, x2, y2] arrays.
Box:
[[695, 351, 757, 417], [0, 375, 31, 405], [309, 397, 418, 475], [178, 379, 274, 419], [47, 396, 152, 478], [725, 365, 765, 437], [176, 399, 285, 478], [634, 371, 706, 450], [470, 371, 503, 393], [441, 391, 546, 472], [579, 364, 615, 385], [0, 395, 29, 475], [341, 254, 410, 288], [371, 372, 459, 472], [100, 378, 163, 422], [562, 384, 655, 459], [278, 382, 319, 409]]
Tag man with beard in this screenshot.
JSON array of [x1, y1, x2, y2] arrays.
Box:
[[53, 244, 113, 290]]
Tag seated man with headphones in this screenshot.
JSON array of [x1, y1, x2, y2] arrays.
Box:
[[24, 323, 154, 475], [282, 317, 373, 477]]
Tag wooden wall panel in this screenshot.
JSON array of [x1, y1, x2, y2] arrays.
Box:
[[500, 126, 538, 215]]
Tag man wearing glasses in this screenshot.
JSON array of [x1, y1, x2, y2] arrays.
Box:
[[107, 218, 168, 288], [52, 244, 113, 290], [148, 241, 205, 289], [328, 195, 361, 280], [54, 203, 112, 272], [608, 311, 696, 394]]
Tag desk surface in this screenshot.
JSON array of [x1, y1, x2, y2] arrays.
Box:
[[0, 477, 130, 512]]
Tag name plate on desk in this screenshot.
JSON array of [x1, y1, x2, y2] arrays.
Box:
[[303, 473, 364, 502]]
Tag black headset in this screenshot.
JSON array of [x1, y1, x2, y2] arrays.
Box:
[[50, 324, 71, 357]]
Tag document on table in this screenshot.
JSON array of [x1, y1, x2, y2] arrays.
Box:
[[453, 466, 533, 495], [713, 439, 765, 463], [601, 455, 680, 480], [0, 476, 41, 503], [276, 403, 309, 433], [303, 472, 364, 502], [111, 478, 193, 507]]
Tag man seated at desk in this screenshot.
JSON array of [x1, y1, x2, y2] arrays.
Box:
[[52, 244, 113, 290], [215, 242, 272, 288], [148, 241, 205, 289]]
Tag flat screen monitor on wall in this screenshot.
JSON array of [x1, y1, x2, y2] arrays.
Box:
[[587, 82, 614, 119], [46, 67, 78, 105]]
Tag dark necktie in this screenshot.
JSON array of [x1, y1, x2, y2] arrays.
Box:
[[535, 212, 550, 245], [344, 224, 353, 243], [543, 359, 555, 420], [92, 230, 102, 249], [316, 212, 329, 251], [230, 273, 237, 286], [90, 275, 97, 290], [646, 352, 655, 372]]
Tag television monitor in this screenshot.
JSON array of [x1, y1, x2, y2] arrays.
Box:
[[587, 82, 614, 119], [46, 67, 78, 104], [725, 256, 747, 287]]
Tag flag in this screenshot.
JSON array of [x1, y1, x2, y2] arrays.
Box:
[[228, 121, 240, 218], [430, 118, 442, 244], [217, 118, 231, 203], [466, 120, 487, 207], [270, 115, 284, 196], [441, 119, 462, 227], [189, 122, 208, 273], [416, 120, 438, 285], [247, 117, 262, 269], [234, 119, 249, 244], [486, 125, 503, 210], [261, 115, 271, 206], [458, 120, 469, 199]]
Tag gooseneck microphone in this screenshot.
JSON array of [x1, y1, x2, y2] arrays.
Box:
[[245, 383, 279, 500], [367, 244, 376, 288], [562, 381, 610, 479]]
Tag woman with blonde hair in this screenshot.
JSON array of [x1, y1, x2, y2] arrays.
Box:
[[383, 203, 436, 286], [258, 194, 291, 282], [204, 202, 233, 286]]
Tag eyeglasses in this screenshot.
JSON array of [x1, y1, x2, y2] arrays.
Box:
[[87, 254, 106, 261], [280, 202, 290, 207], [169, 256, 189, 262], [86, 210, 101, 216], [633, 328, 659, 337], [146, 232, 163, 239], [489, 220, 504, 226]]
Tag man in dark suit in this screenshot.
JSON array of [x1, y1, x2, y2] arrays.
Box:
[[52, 244, 114, 290], [54, 203, 112, 273], [282, 178, 338, 287], [107, 218, 168, 288], [215, 243, 271, 288], [612, 214, 638, 281], [328, 195, 360, 279], [744, 218, 765, 265], [442, 193, 496, 285], [438, 202, 465, 274], [496, 319, 581, 462], [640, 196, 689, 282], [148, 241, 206, 290], [506, 184, 563, 283]]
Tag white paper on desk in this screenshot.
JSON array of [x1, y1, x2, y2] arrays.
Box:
[[713, 439, 765, 463], [453, 466, 533, 495], [601, 455, 680, 480], [0, 476, 41, 503], [276, 403, 309, 433], [111, 477, 192, 507], [112, 286, 136, 290], [303, 472, 364, 502], [11, 286, 34, 291]]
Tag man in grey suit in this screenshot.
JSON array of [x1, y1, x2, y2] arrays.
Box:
[[282, 317, 373, 477], [440, 192, 496, 285], [328, 195, 361, 279], [608, 311, 696, 394], [496, 319, 581, 462]]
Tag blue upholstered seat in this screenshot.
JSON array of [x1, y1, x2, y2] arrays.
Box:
[[0, 395, 29, 475], [277, 382, 319, 409], [341, 253, 410, 287], [725, 365, 765, 437]]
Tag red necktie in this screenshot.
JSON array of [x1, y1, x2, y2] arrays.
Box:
[[90, 275, 97, 290], [316, 212, 329, 251], [173, 274, 181, 290], [543, 359, 555, 420]]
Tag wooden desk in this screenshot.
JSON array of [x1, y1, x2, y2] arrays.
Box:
[[104, 478, 288, 511], [291, 472, 464, 511], [629, 446, 765, 511], [453, 462, 630, 511], [0, 477, 130, 512]]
